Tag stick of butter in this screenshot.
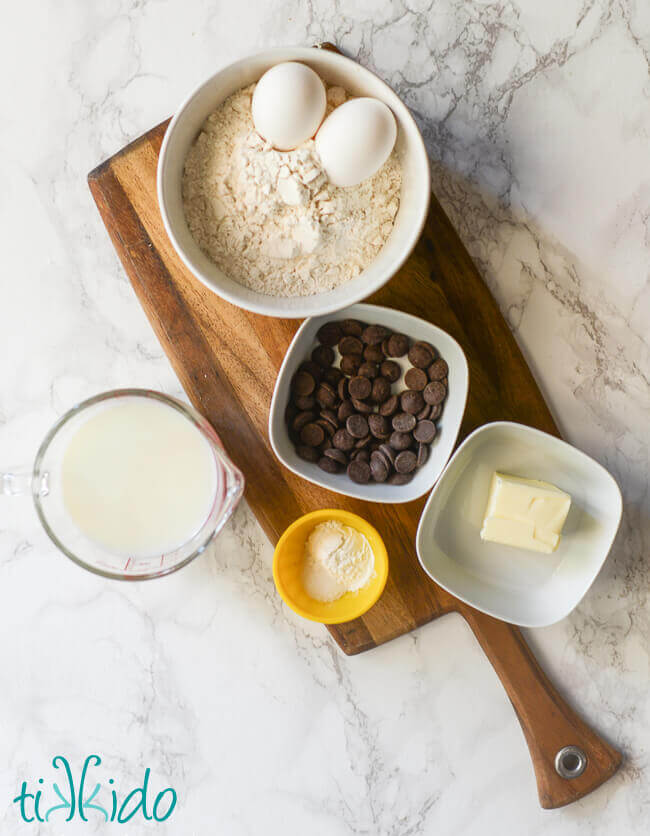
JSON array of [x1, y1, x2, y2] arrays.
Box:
[[480, 472, 571, 554]]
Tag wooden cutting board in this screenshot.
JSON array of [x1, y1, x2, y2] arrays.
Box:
[[88, 118, 621, 807]]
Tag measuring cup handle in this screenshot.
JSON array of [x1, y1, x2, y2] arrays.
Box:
[[1, 469, 33, 497]]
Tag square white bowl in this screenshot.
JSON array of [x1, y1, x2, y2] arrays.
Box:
[[269, 303, 469, 503], [415, 422, 623, 627]]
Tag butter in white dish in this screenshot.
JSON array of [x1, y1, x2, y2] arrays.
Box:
[[480, 472, 571, 554], [302, 520, 374, 602]]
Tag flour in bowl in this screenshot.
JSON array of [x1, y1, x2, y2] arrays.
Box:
[[182, 84, 402, 297], [302, 520, 375, 602]]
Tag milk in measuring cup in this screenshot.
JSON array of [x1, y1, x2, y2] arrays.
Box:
[[61, 397, 218, 557]]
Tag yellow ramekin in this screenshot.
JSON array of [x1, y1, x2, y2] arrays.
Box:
[[273, 509, 389, 624]]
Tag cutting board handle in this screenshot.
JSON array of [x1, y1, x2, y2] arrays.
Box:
[[461, 607, 621, 807]]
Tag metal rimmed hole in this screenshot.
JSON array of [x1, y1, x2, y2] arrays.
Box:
[[555, 745, 587, 778]]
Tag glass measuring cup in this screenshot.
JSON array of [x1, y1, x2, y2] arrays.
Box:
[[1, 389, 245, 580]]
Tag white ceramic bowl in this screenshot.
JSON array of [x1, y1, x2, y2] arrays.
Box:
[[269, 303, 469, 503], [157, 46, 430, 318], [416, 422, 623, 627]]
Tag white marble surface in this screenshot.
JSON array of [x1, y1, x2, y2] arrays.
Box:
[[1, 0, 648, 832]]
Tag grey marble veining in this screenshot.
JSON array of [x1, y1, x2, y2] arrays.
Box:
[[0, 0, 648, 832]]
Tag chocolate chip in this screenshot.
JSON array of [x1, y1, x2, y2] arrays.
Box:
[[340, 354, 362, 376], [416, 403, 432, 420], [386, 333, 409, 357], [315, 420, 333, 440], [401, 389, 425, 414], [316, 321, 342, 346], [296, 445, 319, 463], [368, 414, 391, 438], [348, 376, 372, 400], [379, 395, 399, 417], [324, 448, 348, 465], [292, 411, 315, 432], [404, 367, 428, 391], [417, 442, 429, 467], [339, 336, 363, 355], [395, 450, 417, 473], [364, 344, 385, 363], [389, 431, 412, 451], [294, 395, 315, 411], [323, 366, 343, 386], [392, 412, 416, 432], [380, 360, 401, 382], [318, 456, 341, 473], [337, 400, 356, 422], [370, 452, 389, 483], [346, 414, 369, 439], [320, 409, 340, 432], [285, 401, 298, 422], [316, 381, 338, 408], [362, 324, 391, 345], [372, 447, 392, 473], [337, 378, 349, 400], [413, 420, 436, 443], [312, 344, 334, 368], [358, 362, 378, 379], [298, 360, 323, 382], [352, 449, 370, 463], [408, 343, 434, 369], [291, 370, 315, 397], [429, 403, 442, 420], [333, 429, 356, 451], [351, 398, 373, 414], [341, 319, 364, 337], [379, 443, 396, 465], [371, 377, 391, 403], [300, 422, 325, 447], [428, 358, 448, 380], [388, 472, 413, 485], [423, 381, 446, 405], [355, 434, 372, 449], [414, 340, 436, 355], [348, 459, 371, 484]]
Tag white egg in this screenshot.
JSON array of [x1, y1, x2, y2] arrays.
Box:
[[315, 98, 397, 187], [252, 62, 326, 151]]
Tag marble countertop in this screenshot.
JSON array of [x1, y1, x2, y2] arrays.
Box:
[[1, 1, 648, 833]]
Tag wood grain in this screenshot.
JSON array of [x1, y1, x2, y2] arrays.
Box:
[[88, 118, 620, 807]]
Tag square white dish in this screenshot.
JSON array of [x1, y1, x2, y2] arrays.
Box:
[[269, 303, 469, 503], [415, 422, 623, 627]]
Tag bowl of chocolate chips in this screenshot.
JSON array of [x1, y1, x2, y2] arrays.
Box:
[[269, 303, 469, 503]]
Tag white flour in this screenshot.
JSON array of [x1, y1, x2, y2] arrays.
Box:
[[182, 84, 402, 297]]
